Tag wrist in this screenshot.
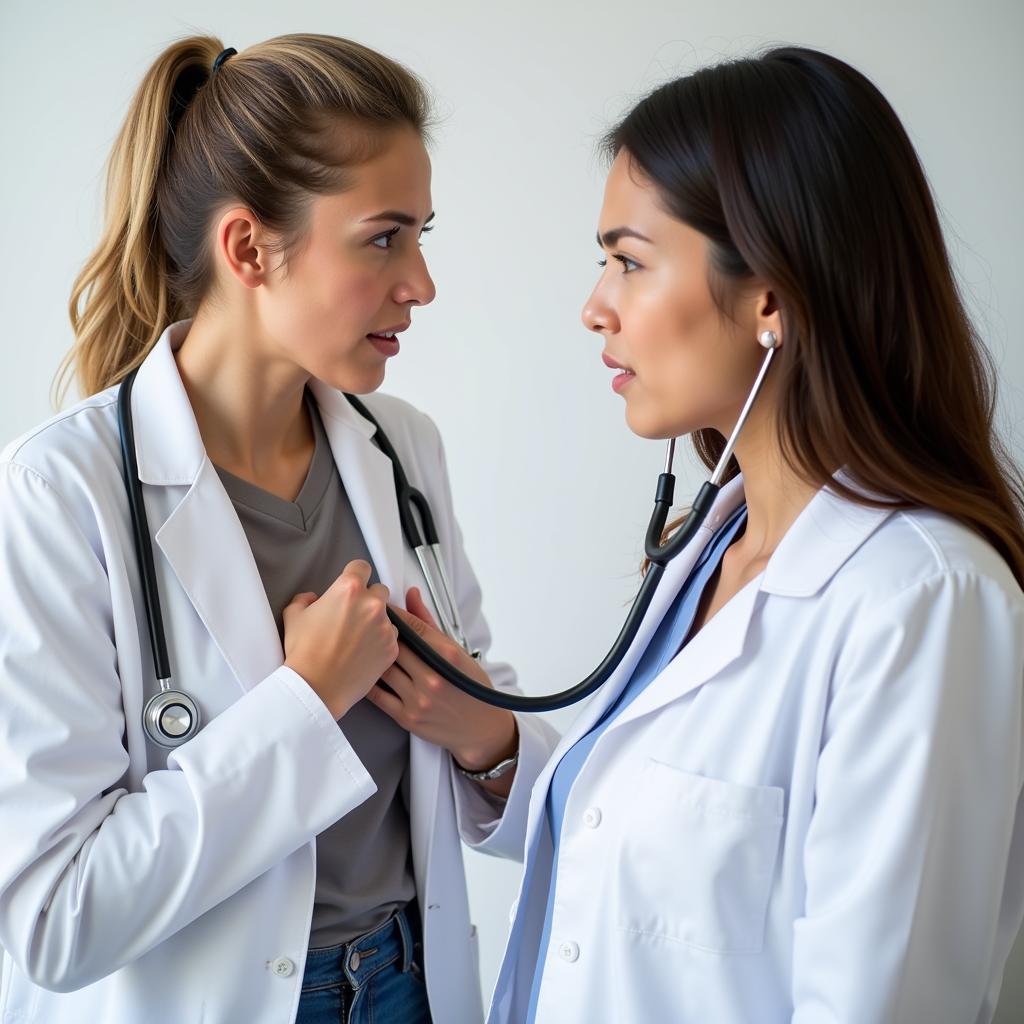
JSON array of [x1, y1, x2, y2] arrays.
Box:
[[452, 714, 518, 772], [285, 660, 348, 720]]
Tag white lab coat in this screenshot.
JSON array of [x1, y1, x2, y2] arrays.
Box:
[[0, 320, 559, 1024], [490, 473, 1024, 1024]]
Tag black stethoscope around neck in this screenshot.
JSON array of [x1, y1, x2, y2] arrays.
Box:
[[119, 334, 778, 747]]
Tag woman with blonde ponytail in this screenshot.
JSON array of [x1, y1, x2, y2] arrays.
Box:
[[0, 34, 558, 1024]]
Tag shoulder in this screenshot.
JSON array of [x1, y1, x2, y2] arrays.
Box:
[[0, 385, 122, 513], [847, 504, 1021, 606], [817, 502, 1024, 657]]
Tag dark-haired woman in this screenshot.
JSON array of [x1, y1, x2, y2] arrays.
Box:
[[485, 47, 1024, 1023], [0, 35, 558, 1024]]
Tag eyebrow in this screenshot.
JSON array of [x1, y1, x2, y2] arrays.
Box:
[[363, 210, 436, 228], [597, 226, 653, 248]]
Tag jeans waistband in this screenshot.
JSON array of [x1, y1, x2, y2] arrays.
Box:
[[302, 904, 421, 992]]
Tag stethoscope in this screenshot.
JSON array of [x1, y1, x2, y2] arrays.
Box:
[[119, 332, 778, 746]]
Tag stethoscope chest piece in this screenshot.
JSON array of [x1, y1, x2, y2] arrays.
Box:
[[144, 688, 201, 747]]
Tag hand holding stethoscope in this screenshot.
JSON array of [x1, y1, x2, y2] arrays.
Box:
[[280, 559, 402, 721], [284, 573, 514, 769]]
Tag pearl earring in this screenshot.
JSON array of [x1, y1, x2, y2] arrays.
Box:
[[758, 329, 779, 349]]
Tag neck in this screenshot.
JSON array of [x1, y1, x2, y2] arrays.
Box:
[[726, 409, 821, 565], [172, 310, 314, 477]]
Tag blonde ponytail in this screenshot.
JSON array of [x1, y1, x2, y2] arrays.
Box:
[[55, 33, 431, 407]]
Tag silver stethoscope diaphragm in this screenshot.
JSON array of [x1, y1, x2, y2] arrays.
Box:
[[143, 685, 201, 747]]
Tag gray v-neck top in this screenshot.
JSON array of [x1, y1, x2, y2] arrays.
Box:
[[213, 387, 415, 948]]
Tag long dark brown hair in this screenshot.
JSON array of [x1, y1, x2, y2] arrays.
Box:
[[609, 46, 1024, 587]]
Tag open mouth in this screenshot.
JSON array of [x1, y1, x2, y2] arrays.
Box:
[[602, 351, 636, 391], [366, 322, 409, 356]]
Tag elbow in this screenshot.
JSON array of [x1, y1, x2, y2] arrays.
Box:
[[21, 948, 105, 994], [4, 919, 113, 994], [26, 970, 89, 995]]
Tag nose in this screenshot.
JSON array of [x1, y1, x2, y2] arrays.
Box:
[[581, 283, 619, 335], [393, 247, 436, 308]]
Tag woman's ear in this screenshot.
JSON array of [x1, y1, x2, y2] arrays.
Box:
[[754, 288, 783, 348], [213, 206, 273, 290]]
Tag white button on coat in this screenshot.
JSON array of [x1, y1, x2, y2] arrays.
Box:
[[270, 958, 294, 978], [582, 807, 602, 828], [558, 942, 580, 963]]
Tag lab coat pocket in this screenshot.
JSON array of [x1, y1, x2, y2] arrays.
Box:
[[617, 760, 784, 954]]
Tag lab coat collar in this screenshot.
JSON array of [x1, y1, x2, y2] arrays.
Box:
[[128, 319, 405, 693], [590, 469, 895, 735], [760, 469, 894, 598]]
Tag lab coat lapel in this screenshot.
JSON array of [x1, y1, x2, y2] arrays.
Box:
[[155, 462, 283, 691], [131, 322, 282, 693], [605, 569, 762, 733]]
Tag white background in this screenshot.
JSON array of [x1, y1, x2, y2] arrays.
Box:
[[1, 0, 1021, 1018]]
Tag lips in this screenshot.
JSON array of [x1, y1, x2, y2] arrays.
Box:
[[603, 351, 636, 394], [602, 352, 633, 372], [367, 321, 411, 341]]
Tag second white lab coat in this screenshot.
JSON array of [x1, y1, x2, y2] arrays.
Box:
[[489, 473, 1024, 1024], [0, 319, 559, 1024]]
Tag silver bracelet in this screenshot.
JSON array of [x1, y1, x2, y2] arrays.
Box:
[[455, 750, 519, 782]]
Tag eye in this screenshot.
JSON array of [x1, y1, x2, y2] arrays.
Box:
[[597, 254, 640, 273], [371, 226, 401, 250], [418, 224, 434, 248]]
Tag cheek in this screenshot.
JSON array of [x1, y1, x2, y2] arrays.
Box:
[[306, 257, 383, 330], [273, 257, 384, 350], [632, 272, 721, 384], [623, 274, 739, 436], [259, 250, 393, 392]]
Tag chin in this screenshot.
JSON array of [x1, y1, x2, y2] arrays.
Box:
[[322, 365, 387, 396], [624, 402, 691, 442]]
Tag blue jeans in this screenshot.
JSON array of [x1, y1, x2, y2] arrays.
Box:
[[295, 904, 431, 1024]]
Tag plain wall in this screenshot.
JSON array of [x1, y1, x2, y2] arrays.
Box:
[[1, 0, 1021, 1018]]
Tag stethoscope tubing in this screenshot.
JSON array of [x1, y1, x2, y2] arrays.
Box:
[[119, 340, 775, 732]]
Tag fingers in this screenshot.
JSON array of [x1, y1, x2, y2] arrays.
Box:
[[390, 602, 443, 643], [326, 559, 373, 596], [344, 559, 373, 585], [379, 662, 416, 700], [405, 587, 438, 629], [365, 683, 405, 723], [282, 591, 317, 624], [379, 663, 442, 728], [324, 561, 391, 606]]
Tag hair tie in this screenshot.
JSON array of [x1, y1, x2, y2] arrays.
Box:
[[212, 48, 236, 74]]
